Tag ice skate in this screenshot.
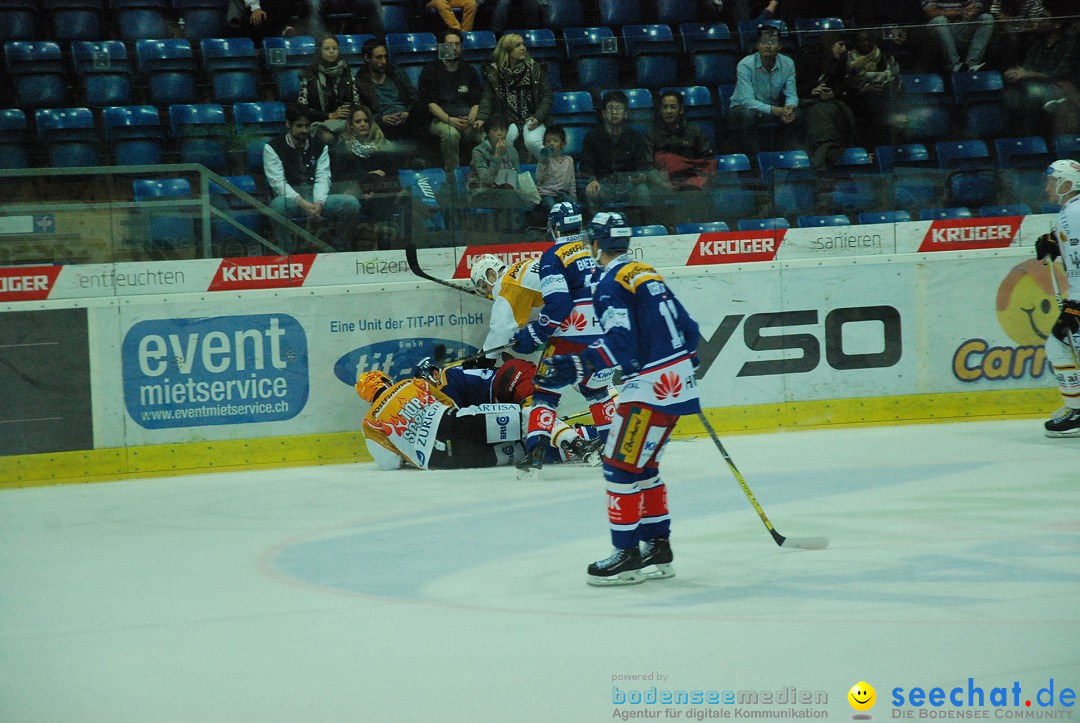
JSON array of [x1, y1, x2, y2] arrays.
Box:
[[586, 547, 645, 586], [563, 435, 604, 467], [1045, 407, 1080, 437], [639, 538, 675, 580], [514, 443, 546, 480]]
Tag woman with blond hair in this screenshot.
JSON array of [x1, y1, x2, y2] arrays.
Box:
[[474, 33, 552, 161], [330, 105, 404, 246]]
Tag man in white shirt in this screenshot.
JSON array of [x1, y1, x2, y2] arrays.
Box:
[[728, 25, 798, 158]]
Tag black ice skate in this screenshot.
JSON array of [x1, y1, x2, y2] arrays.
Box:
[[639, 538, 675, 580], [586, 547, 645, 586], [514, 443, 546, 480], [1045, 407, 1080, 438], [563, 435, 604, 467]]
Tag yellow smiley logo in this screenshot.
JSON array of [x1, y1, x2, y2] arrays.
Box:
[[848, 681, 876, 712]]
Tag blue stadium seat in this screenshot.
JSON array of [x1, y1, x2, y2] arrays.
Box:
[[399, 168, 449, 230], [919, 207, 973, 220], [1053, 134, 1080, 158], [935, 140, 991, 169], [4, 41, 68, 108], [680, 23, 738, 86], [462, 30, 495, 75], [542, 0, 584, 30], [263, 36, 316, 102], [793, 17, 844, 46], [876, 144, 940, 212], [551, 91, 595, 156], [737, 217, 789, 231], [201, 38, 259, 104], [831, 179, 877, 215], [387, 32, 438, 88], [660, 85, 716, 144], [623, 88, 653, 134], [598, 0, 641, 27], [676, 221, 730, 233], [691, 47, 737, 86], [757, 150, 812, 182], [234, 101, 285, 173], [657, 0, 697, 26], [713, 153, 756, 218], [563, 27, 620, 89], [111, 0, 170, 40], [895, 73, 950, 142], [737, 19, 790, 52], [978, 204, 1031, 218], [680, 22, 735, 53], [46, 0, 104, 41], [169, 103, 228, 172], [172, 0, 228, 40], [631, 224, 667, 237], [716, 83, 736, 118], [136, 39, 198, 106], [72, 41, 134, 107], [996, 136, 1053, 207], [0, 109, 30, 169], [858, 210, 911, 224], [936, 140, 996, 206], [210, 175, 264, 244], [338, 33, 375, 65], [103, 105, 163, 166], [758, 150, 814, 217], [36, 107, 100, 167], [952, 70, 1006, 139], [797, 214, 850, 228], [133, 178, 196, 247], [875, 143, 933, 173], [623, 25, 679, 87], [381, 0, 410, 33], [832, 146, 874, 174], [0, 1, 39, 41]]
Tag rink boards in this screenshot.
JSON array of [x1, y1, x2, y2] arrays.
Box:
[[0, 213, 1065, 484]]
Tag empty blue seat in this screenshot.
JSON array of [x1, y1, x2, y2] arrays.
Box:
[[657, 0, 697, 26], [978, 204, 1031, 218], [36, 107, 100, 167], [876, 145, 941, 212], [381, 0, 410, 32], [399, 168, 449, 230], [598, 0, 641, 27], [263, 36, 316, 101], [4, 41, 68, 108], [0, 1, 39, 41], [623, 88, 653, 134], [210, 175, 264, 244], [1053, 134, 1080, 158], [758, 150, 814, 217], [133, 178, 196, 247], [797, 214, 850, 228], [676, 221, 729, 233], [338, 33, 375, 65], [935, 140, 991, 169], [737, 19, 790, 52], [0, 109, 30, 168], [713, 153, 755, 217], [680, 24, 738, 86], [111, 0, 170, 40], [563, 27, 620, 89], [919, 207, 973, 220], [72, 41, 134, 107], [136, 39, 198, 105], [541, 0, 584, 30], [793, 17, 844, 46], [631, 224, 667, 237], [875, 143, 933, 173], [201, 38, 259, 104], [935, 140, 996, 206], [858, 210, 911, 224], [895, 73, 950, 142], [995, 136, 1052, 207], [831, 179, 878, 215], [386, 32, 438, 88], [832, 146, 874, 174], [737, 217, 789, 231], [462, 30, 495, 75], [169, 103, 228, 172], [952, 70, 1006, 139], [103, 105, 163, 165], [551, 91, 595, 156], [234, 101, 286, 172], [46, 0, 104, 41], [757, 150, 811, 182], [623, 24, 679, 87], [173, 0, 228, 40]]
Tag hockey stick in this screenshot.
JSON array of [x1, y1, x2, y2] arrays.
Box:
[[404, 243, 488, 298], [696, 412, 829, 551], [1046, 256, 1080, 368]]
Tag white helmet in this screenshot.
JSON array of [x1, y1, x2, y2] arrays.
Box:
[[469, 254, 505, 294], [1047, 159, 1080, 202]]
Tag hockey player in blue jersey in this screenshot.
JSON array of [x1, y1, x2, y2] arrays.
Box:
[[538, 211, 701, 586], [507, 201, 619, 479]]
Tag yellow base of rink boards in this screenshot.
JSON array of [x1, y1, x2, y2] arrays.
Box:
[[0, 389, 1059, 488]]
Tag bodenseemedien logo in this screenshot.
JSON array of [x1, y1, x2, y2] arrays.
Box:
[[848, 681, 876, 720]]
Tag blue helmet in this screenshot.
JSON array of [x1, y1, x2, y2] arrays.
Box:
[[588, 211, 632, 251], [547, 201, 583, 236]]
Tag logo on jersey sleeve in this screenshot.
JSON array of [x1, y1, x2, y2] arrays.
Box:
[[560, 309, 589, 332], [615, 262, 662, 292], [652, 371, 684, 400]]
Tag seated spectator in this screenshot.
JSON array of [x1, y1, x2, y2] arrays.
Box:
[[232, 0, 310, 39], [419, 30, 483, 173], [330, 104, 405, 248], [475, 33, 553, 162], [1003, 16, 1080, 136], [355, 37, 421, 145], [796, 31, 857, 170], [924, 0, 994, 72], [486, 0, 541, 35], [988, 0, 1050, 68], [264, 105, 362, 252], [468, 113, 539, 228], [427, 0, 477, 32], [535, 125, 577, 211], [728, 26, 798, 158], [298, 32, 361, 145], [646, 90, 716, 192], [846, 29, 902, 149], [580, 90, 654, 221]]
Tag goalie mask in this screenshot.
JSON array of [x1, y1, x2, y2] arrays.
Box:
[[1046, 159, 1080, 204], [355, 370, 391, 402], [469, 254, 505, 297]]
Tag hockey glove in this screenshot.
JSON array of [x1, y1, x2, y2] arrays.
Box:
[[537, 354, 591, 389], [1035, 232, 1061, 261], [461, 355, 497, 370], [1052, 300, 1080, 343], [510, 324, 545, 355]]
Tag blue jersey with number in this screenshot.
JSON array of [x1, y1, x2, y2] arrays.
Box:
[[523, 233, 605, 346], [437, 366, 497, 407], [586, 254, 701, 415]]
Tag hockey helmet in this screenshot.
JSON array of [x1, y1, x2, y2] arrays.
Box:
[[414, 357, 444, 386], [469, 254, 505, 295], [547, 201, 583, 236], [588, 211, 633, 251], [355, 370, 391, 402], [1047, 159, 1080, 200]]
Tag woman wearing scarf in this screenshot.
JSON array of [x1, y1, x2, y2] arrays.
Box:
[[330, 105, 404, 248], [298, 32, 361, 144], [795, 31, 858, 170], [474, 33, 553, 162]]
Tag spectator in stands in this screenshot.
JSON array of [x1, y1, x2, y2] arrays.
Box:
[[646, 90, 716, 192], [475, 33, 553, 162], [468, 113, 539, 227], [796, 31, 857, 170], [728, 26, 798, 159], [355, 37, 421, 144], [426, 0, 477, 32], [1003, 15, 1080, 136], [580, 90, 654, 221], [319, 0, 386, 36], [419, 30, 483, 173], [264, 105, 362, 252], [486, 0, 541, 36], [330, 104, 404, 248], [924, 0, 995, 72], [298, 32, 362, 145], [704, 0, 778, 24], [535, 125, 577, 211], [846, 29, 902, 149], [233, 0, 310, 39], [988, 0, 1050, 68]]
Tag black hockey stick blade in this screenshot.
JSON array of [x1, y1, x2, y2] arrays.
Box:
[[775, 532, 830, 550], [404, 243, 488, 297]]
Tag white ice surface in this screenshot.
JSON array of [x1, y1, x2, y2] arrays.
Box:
[[1, 420, 1078, 722]]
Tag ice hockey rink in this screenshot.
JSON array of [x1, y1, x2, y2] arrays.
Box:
[[2, 419, 1078, 722]]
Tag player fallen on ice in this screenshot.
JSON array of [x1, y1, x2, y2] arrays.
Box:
[[537, 211, 702, 586]]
